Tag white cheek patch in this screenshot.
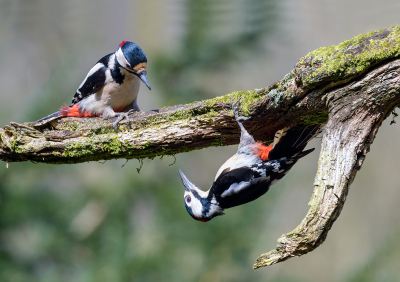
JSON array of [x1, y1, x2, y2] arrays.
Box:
[[184, 191, 203, 218], [221, 181, 251, 198], [189, 196, 203, 218], [116, 48, 130, 69]]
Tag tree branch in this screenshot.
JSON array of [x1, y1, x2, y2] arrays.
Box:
[[1, 26, 400, 268], [254, 58, 400, 268]]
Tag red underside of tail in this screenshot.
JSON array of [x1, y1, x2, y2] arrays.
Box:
[[59, 105, 97, 118], [253, 143, 273, 161]]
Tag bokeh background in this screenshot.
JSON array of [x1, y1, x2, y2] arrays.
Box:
[[1, 1, 400, 281]]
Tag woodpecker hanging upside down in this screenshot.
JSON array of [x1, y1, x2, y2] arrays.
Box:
[[30, 41, 151, 131], [178, 100, 324, 222]]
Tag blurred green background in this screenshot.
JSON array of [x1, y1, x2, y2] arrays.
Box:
[[1, 1, 400, 281]]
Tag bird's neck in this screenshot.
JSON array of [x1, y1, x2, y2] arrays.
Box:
[[115, 48, 129, 69], [201, 192, 224, 219]]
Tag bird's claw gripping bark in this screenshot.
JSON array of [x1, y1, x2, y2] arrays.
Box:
[[232, 99, 250, 122], [113, 109, 136, 131]]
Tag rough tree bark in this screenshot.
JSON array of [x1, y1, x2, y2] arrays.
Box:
[[1, 26, 400, 269]]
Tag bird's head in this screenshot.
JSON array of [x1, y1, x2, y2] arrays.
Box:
[[116, 41, 151, 90], [178, 170, 224, 222]]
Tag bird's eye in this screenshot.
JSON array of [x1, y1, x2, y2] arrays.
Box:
[[186, 196, 191, 203]]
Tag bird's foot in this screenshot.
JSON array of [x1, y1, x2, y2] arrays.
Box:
[[113, 109, 136, 131], [232, 99, 250, 122]]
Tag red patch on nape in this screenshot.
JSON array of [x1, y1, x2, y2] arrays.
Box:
[[195, 217, 208, 223], [253, 143, 273, 161], [120, 41, 129, 48], [59, 104, 97, 118]]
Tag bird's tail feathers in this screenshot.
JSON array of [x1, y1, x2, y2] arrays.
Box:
[[293, 147, 315, 159], [59, 104, 95, 117], [29, 111, 61, 125], [268, 124, 323, 160]]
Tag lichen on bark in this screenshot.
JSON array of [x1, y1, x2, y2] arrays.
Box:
[[1, 25, 400, 269], [296, 25, 400, 89]]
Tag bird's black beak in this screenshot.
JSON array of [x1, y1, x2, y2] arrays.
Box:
[[178, 170, 193, 192], [137, 70, 151, 90]]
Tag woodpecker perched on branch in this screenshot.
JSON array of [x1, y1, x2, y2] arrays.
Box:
[[31, 41, 151, 131], [178, 100, 323, 222]]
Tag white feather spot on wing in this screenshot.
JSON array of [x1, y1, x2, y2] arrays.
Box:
[[220, 181, 251, 197], [77, 63, 104, 90]]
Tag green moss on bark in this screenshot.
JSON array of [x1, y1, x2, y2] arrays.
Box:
[[297, 25, 400, 88], [300, 111, 329, 125], [204, 89, 263, 116]]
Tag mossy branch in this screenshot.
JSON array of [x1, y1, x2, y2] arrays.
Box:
[[1, 26, 400, 268]]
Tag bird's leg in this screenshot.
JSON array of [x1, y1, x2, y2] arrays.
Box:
[[232, 99, 250, 122], [102, 106, 135, 131], [112, 109, 136, 131], [131, 100, 140, 112], [112, 101, 141, 131], [232, 100, 255, 148]]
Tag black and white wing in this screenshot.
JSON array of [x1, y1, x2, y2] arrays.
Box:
[[71, 53, 111, 105], [210, 166, 269, 209], [211, 149, 315, 209]]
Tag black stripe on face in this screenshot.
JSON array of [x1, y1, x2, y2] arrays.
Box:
[[111, 57, 125, 84]]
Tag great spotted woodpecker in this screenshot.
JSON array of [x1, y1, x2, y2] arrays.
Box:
[[31, 41, 151, 131], [178, 100, 323, 222]]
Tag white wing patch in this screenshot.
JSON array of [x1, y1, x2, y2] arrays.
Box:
[[77, 63, 104, 90], [251, 166, 265, 175], [271, 160, 282, 172], [220, 181, 251, 197]]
